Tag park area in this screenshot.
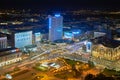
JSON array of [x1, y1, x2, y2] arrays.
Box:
[[1, 58, 119, 80]]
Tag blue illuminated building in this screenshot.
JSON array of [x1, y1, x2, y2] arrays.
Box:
[[64, 32, 74, 39], [72, 29, 81, 34], [48, 14, 63, 42], [72, 29, 81, 39]]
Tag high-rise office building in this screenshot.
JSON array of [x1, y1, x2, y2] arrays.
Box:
[[48, 14, 63, 42]]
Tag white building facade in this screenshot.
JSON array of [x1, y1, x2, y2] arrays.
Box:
[[14, 31, 32, 48]]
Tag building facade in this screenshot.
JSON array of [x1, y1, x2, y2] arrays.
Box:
[[0, 48, 22, 67], [92, 44, 120, 61], [48, 14, 63, 42], [13, 31, 32, 48], [0, 37, 7, 49], [91, 44, 120, 70]]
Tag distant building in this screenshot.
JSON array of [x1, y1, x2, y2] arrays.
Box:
[[72, 29, 81, 39], [11, 31, 32, 48], [91, 37, 120, 61], [41, 33, 48, 41], [92, 44, 120, 61], [91, 43, 120, 70], [86, 42, 92, 53], [114, 28, 120, 41], [64, 32, 74, 40], [34, 32, 41, 43], [0, 48, 22, 67], [0, 37, 7, 49], [93, 32, 106, 38], [48, 14, 63, 42]]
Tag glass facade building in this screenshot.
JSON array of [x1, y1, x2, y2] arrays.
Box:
[[48, 14, 63, 42]]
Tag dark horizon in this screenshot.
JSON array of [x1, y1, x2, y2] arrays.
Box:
[[0, 0, 120, 11]]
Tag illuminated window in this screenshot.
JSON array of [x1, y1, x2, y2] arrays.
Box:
[[49, 18, 52, 28]]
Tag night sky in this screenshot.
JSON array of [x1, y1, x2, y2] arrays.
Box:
[[0, 0, 120, 10]]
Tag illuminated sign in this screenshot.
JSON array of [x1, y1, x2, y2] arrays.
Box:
[[86, 42, 92, 53], [72, 32, 80, 34], [55, 14, 60, 17], [64, 32, 73, 39]]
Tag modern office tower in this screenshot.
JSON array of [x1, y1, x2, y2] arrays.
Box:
[[48, 14, 63, 42], [0, 37, 7, 49]]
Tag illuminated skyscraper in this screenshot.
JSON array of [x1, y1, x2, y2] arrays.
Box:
[[48, 14, 63, 42]]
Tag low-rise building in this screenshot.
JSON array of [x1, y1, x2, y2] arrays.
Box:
[[0, 48, 22, 67], [91, 37, 120, 70]]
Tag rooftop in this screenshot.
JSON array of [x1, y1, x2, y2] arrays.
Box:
[[0, 48, 20, 57], [92, 36, 120, 48]]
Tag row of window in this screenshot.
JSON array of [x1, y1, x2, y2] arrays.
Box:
[[16, 37, 31, 41], [16, 33, 32, 38]]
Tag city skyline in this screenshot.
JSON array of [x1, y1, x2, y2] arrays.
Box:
[[0, 0, 120, 80]]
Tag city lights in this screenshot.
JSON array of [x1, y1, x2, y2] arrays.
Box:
[[0, 0, 120, 80], [55, 14, 61, 17]]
